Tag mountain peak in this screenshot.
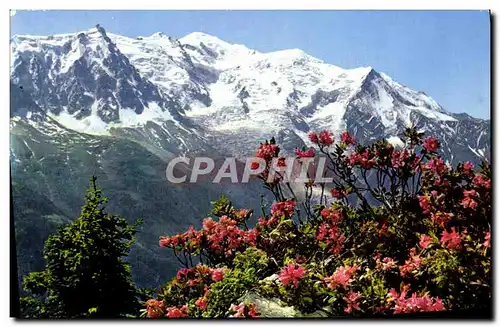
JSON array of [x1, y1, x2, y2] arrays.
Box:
[[150, 32, 168, 38], [88, 24, 108, 37], [180, 31, 231, 47]]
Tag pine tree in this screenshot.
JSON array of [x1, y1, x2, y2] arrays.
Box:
[[21, 176, 142, 318]]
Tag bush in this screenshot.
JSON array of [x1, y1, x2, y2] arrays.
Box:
[[21, 177, 142, 318], [145, 127, 491, 318]]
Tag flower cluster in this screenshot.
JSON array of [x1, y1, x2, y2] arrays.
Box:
[[324, 265, 359, 289], [399, 248, 422, 278], [295, 148, 315, 158], [340, 131, 356, 146], [388, 287, 445, 314], [271, 200, 297, 218], [166, 305, 188, 318], [308, 130, 334, 146], [229, 303, 259, 318], [279, 264, 306, 288], [160, 215, 258, 258], [440, 227, 462, 250], [316, 208, 345, 254]]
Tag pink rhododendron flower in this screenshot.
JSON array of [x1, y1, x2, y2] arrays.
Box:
[[320, 207, 343, 223], [325, 265, 359, 289], [417, 195, 432, 214], [461, 189, 481, 208], [271, 200, 296, 217], [247, 304, 259, 318], [295, 148, 315, 158], [419, 234, 433, 249], [422, 136, 440, 152], [145, 299, 165, 318], [256, 143, 279, 160], [376, 257, 398, 271], [462, 161, 474, 173], [159, 236, 171, 248], [473, 174, 491, 189], [319, 130, 334, 145], [424, 158, 449, 176], [350, 150, 376, 169], [343, 291, 361, 314], [391, 149, 410, 169], [211, 268, 225, 282], [279, 264, 306, 288], [340, 131, 356, 145], [195, 297, 208, 311], [430, 211, 453, 227], [308, 132, 319, 143], [166, 305, 188, 318], [399, 248, 422, 277], [441, 227, 462, 250], [229, 303, 259, 318], [388, 289, 445, 314]]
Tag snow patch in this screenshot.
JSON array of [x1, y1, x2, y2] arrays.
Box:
[[387, 136, 405, 148]]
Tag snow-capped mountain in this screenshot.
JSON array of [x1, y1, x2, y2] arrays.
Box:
[[10, 24, 490, 162]]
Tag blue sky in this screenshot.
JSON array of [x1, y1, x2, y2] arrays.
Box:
[[10, 10, 490, 119]]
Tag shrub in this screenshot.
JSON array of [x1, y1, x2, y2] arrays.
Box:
[[145, 127, 491, 318]]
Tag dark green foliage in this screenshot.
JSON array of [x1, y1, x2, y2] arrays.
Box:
[[200, 248, 269, 318], [21, 176, 142, 318]]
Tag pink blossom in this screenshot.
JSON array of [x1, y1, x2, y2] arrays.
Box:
[[319, 130, 334, 145], [377, 257, 397, 271], [343, 291, 361, 314], [349, 152, 362, 166], [316, 223, 328, 241], [430, 211, 453, 227], [424, 158, 449, 176], [308, 132, 319, 144], [166, 305, 188, 318], [271, 200, 296, 217], [340, 131, 356, 145], [145, 299, 165, 318], [256, 143, 279, 160], [391, 149, 410, 169], [325, 265, 359, 289], [229, 303, 259, 318], [279, 264, 306, 288], [419, 234, 433, 249], [483, 232, 491, 248], [461, 198, 478, 209], [417, 195, 432, 214], [159, 236, 171, 248], [211, 268, 225, 282], [250, 161, 261, 170], [473, 174, 491, 189], [203, 218, 217, 231], [295, 148, 315, 158], [388, 289, 445, 314], [195, 297, 208, 311], [462, 161, 474, 173], [422, 136, 440, 152], [399, 248, 422, 277], [320, 207, 342, 223], [247, 304, 259, 318], [229, 303, 246, 318], [441, 227, 462, 250]]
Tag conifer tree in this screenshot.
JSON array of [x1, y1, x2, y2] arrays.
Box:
[[21, 176, 142, 318]]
